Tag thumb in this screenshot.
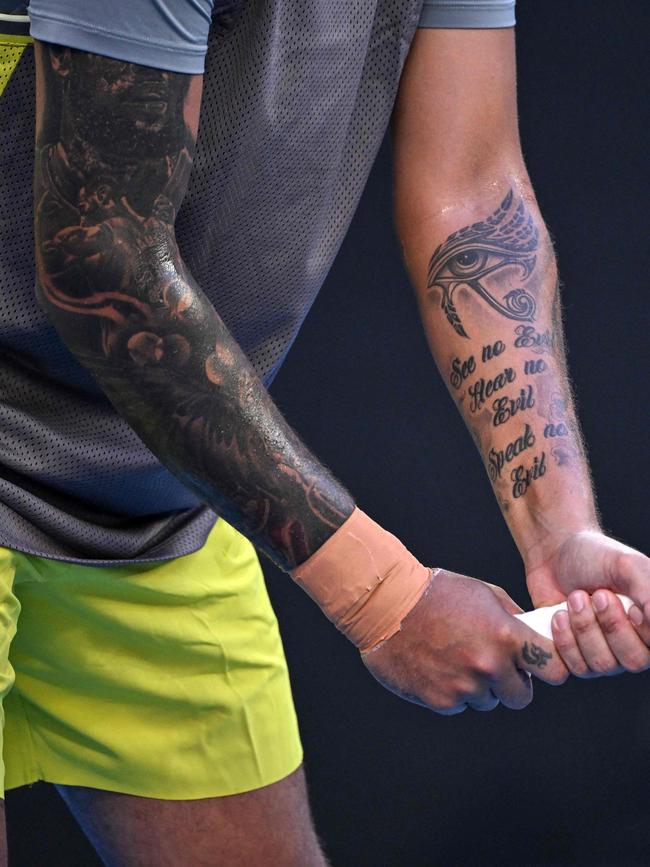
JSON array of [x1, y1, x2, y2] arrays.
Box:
[[510, 618, 568, 686], [611, 550, 650, 610], [531, 588, 567, 608], [526, 564, 567, 609]]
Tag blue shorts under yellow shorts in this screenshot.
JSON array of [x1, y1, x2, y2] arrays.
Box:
[[0, 518, 303, 800]]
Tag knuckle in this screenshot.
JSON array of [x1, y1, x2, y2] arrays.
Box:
[[589, 657, 615, 675], [573, 618, 596, 637], [554, 633, 576, 653], [599, 615, 622, 637], [473, 654, 498, 677], [555, 667, 570, 685], [616, 551, 639, 576], [432, 688, 461, 713], [518, 692, 534, 709], [457, 678, 479, 698], [495, 622, 513, 646], [513, 685, 533, 708], [472, 696, 496, 712], [571, 661, 591, 678], [548, 665, 569, 685], [503, 686, 533, 711], [435, 699, 463, 716]]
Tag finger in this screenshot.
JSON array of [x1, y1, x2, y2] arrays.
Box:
[[566, 590, 622, 676], [483, 581, 524, 616], [511, 620, 569, 685], [551, 610, 592, 678], [435, 702, 468, 717], [629, 604, 650, 647], [611, 550, 650, 609], [466, 689, 500, 712], [591, 590, 650, 673], [492, 665, 533, 710]]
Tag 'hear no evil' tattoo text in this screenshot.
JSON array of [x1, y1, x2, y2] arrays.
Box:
[[426, 189, 539, 338]]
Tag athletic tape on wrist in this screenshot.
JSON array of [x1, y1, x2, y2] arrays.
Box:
[[289, 507, 434, 654]]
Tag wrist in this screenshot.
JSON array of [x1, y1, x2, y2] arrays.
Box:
[[289, 507, 434, 653], [495, 460, 600, 571], [521, 519, 602, 574]]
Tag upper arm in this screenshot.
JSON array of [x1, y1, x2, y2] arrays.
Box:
[[392, 27, 526, 226], [33, 40, 204, 358], [31, 40, 244, 459], [31, 0, 209, 295]]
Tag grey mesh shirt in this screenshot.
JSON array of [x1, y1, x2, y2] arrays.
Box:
[[0, 0, 515, 564]]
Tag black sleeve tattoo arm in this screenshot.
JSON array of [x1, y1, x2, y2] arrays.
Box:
[[32, 43, 354, 571]]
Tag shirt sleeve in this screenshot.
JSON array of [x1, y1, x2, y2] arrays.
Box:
[[27, 0, 215, 74], [418, 0, 515, 29]]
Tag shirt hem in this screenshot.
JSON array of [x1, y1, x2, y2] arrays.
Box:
[[29, 14, 206, 74], [418, 5, 515, 29]]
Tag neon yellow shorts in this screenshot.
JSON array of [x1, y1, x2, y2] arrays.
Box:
[[0, 519, 303, 799]]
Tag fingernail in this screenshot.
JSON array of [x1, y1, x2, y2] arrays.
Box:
[[553, 610, 569, 631], [630, 605, 644, 627], [593, 591, 608, 612], [569, 592, 585, 613]]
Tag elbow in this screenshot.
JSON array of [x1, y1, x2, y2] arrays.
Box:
[[393, 167, 559, 320], [394, 163, 555, 285], [394, 158, 537, 248], [33, 208, 220, 395], [34, 212, 185, 350]]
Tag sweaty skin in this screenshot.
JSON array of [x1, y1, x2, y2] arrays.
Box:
[[33, 44, 354, 571], [392, 26, 650, 678], [33, 40, 569, 715]]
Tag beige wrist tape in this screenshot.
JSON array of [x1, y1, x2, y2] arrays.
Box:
[[289, 507, 433, 654]]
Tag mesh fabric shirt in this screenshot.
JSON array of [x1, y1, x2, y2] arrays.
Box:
[[0, 0, 515, 564]]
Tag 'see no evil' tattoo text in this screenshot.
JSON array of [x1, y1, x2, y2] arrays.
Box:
[[431, 190, 579, 503]]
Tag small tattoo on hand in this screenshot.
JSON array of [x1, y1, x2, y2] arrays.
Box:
[[522, 641, 552, 668]]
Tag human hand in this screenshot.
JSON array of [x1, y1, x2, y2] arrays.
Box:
[[361, 568, 568, 714], [526, 531, 650, 677]]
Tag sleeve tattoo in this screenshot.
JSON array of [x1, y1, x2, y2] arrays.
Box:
[[33, 46, 354, 570]]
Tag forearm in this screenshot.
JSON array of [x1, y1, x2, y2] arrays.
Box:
[[35, 253, 354, 570], [396, 174, 600, 569], [33, 43, 354, 571]]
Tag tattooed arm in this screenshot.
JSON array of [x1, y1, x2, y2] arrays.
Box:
[[392, 27, 650, 676], [32, 41, 569, 712], [32, 42, 355, 570]]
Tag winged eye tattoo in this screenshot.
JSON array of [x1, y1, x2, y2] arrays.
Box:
[[426, 190, 539, 338]]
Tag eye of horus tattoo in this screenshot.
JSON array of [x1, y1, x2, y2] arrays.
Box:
[[426, 189, 539, 338]]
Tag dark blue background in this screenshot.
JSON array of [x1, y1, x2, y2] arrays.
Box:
[[7, 1, 650, 864]]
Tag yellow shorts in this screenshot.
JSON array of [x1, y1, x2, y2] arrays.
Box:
[[0, 519, 303, 799]]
